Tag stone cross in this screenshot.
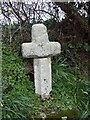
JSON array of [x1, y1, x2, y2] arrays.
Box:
[[22, 24, 61, 100]]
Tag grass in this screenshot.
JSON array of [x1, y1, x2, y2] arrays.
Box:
[[2, 43, 90, 119], [0, 42, 2, 119]]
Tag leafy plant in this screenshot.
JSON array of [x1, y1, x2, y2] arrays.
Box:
[[83, 43, 90, 52], [2, 43, 90, 119], [52, 56, 90, 119]]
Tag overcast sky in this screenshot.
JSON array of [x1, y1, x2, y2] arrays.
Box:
[[1, 0, 89, 2], [0, 0, 88, 25], [0, 1, 66, 24]]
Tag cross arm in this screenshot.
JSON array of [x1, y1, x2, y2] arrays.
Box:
[[22, 42, 61, 58]]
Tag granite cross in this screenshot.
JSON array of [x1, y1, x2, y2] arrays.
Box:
[[22, 24, 61, 100]]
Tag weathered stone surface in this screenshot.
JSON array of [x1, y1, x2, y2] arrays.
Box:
[[34, 57, 52, 95], [32, 24, 49, 43], [22, 24, 61, 58], [22, 42, 61, 58], [22, 24, 61, 100]]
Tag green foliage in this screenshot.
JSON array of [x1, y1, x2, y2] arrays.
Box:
[[0, 42, 2, 78], [52, 56, 90, 119], [0, 42, 2, 119], [83, 43, 90, 52], [2, 43, 33, 119], [2, 43, 90, 119]]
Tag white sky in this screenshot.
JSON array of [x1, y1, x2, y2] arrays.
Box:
[[0, 1, 66, 24], [1, 0, 89, 2], [0, 0, 88, 25]]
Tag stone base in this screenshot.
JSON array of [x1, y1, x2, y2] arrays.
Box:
[[41, 94, 50, 101]]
